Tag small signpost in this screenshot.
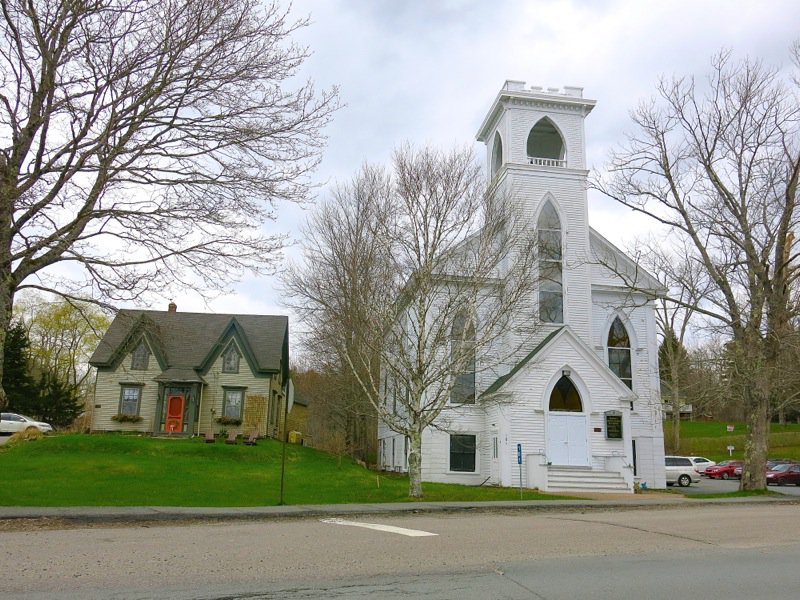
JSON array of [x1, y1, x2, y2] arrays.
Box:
[[727, 445, 735, 456], [517, 443, 523, 499]]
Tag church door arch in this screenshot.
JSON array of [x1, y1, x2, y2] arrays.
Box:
[[546, 374, 589, 466]]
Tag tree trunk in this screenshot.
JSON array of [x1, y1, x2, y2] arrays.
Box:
[[671, 398, 681, 453], [740, 392, 769, 490], [0, 274, 15, 410], [407, 428, 423, 498]]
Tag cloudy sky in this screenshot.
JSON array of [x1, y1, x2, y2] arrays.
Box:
[[177, 0, 800, 318]]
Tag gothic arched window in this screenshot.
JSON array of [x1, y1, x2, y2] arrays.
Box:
[[549, 375, 582, 412], [526, 117, 565, 166], [538, 200, 563, 323], [450, 311, 475, 404], [131, 340, 150, 370], [222, 343, 241, 374], [608, 317, 632, 389], [491, 131, 503, 177]]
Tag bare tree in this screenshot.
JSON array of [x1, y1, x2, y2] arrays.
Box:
[[285, 145, 539, 498], [0, 0, 338, 408], [594, 47, 800, 489]]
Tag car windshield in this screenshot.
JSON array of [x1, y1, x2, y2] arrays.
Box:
[[770, 463, 793, 472]]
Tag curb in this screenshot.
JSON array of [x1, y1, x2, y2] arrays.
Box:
[[1, 495, 796, 524]]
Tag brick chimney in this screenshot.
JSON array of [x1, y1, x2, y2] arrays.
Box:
[[168, 301, 177, 313]]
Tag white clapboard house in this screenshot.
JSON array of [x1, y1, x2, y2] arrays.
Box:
[[377, 81, 666, 492]]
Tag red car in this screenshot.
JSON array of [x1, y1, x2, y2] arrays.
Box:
[[704, 460, 743, 480], [766, 463, 800, 486]]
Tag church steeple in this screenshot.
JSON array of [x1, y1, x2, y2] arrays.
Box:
[[476, 80, 595, 177], [476, 81, 596, 339]]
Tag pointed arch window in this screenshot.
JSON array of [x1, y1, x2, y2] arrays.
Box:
[[526, 118, 565, 166], [608, 317, 632, 389], [538, 201, 563, 323], [549, 376, 582, 412], [222, 343, 241, 374], [491, 131, 503, 177], [131, 340, 150, 370], [450, 311, 476, 404]]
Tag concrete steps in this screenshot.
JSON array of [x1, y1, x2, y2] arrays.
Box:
[[546, 466, 631, 493]]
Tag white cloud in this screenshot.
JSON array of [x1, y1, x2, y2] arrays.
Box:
[[143, 0, 800, 318]]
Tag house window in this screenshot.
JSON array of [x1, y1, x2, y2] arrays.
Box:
[[222, 344, 241, 373], [608, 317, 633, 389], [130, 341, 150, 370], [450, 310, 476, 404], [119, 385, 142, 416], [538, 201, 563, 323], [222, 388, 244, 419], [450, 434, 476, 472]]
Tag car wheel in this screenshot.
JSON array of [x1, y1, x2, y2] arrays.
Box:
[[678, 474, 691, 487], [722, 472, 729, 480], [24, 426, 38, 433]]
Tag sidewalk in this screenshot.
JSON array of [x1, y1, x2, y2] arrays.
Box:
[[1, 491, 795, 524]]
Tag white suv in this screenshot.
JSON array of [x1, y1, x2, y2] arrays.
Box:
[[686, 456, 716, 473], [665, 456, 702, 487]]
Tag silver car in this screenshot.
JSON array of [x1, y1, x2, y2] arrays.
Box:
[[665, 455, 702, 487], [0, 412, 53, 434]]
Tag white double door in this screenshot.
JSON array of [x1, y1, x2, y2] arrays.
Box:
[[547, 413, 589, 466]]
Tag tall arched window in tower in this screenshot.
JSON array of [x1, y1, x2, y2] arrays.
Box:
[[491, 131, 503, 177], [526, 117, 565, 166], [538, 200, 563, 323], [608, 317, 632, 389], [450, 310, 476, 404]]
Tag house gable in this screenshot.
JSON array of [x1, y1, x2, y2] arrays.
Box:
[[198, 318, 270, 378]]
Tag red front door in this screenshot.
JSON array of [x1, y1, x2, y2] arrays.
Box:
[[165, 395, 185, 433]]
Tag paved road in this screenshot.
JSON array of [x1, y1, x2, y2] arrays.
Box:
[[681, 476, 800, 496], [2, 503, 799, 599]]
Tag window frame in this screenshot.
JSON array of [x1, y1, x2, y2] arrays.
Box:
[[607, 317, 633, 389], [221, 343, 241, 374], [119, 384, 143, 416], [537, 201, 564, 324], [222, 387, 245, 420], [449, 433, 477, 473], [130, 340, 150, 371], [450, 311, 476, 405]]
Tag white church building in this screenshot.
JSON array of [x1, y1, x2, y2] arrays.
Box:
[[378, 81, 666, 493]]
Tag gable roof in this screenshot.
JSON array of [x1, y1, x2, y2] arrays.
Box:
[[89, 310, 288, 379], [589, 227, 666, 294], [481, 327, 563, 396], [481, 325, 635, 399]]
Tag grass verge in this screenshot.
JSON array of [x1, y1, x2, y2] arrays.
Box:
[[0, 434, 573, 507]]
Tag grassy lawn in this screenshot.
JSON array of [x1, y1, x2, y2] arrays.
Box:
[[664, 420, 800, 462], [0, 434, 571, 506]]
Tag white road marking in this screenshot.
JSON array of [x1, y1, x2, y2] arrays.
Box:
[[320, 517, 438, 537]]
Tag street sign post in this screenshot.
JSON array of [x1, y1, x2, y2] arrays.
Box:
[[517, 443, 523, 499]]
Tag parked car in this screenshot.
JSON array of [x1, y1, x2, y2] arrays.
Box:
[[766, 463, 800, 486], [733, 459, 797, 478], [767, 459, 796, 470], [686, 456, 716, 473], [704, 460, 743, 480], [664, 456, 702, 487], [0, 412, 53, 435]]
